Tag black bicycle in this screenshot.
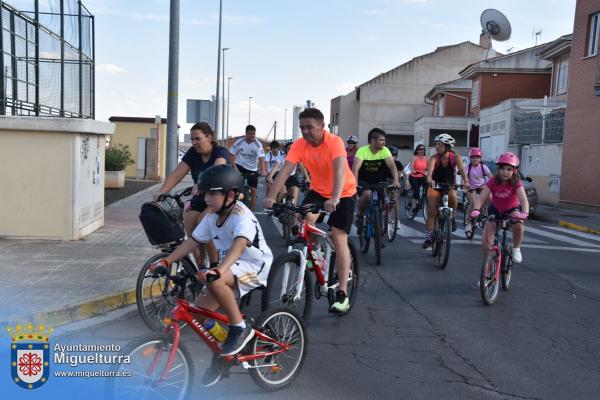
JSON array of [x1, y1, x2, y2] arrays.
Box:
[[357, 183, 391, 265], [431, 183, 462, 269], [240, 170, 262, 208], [404, 184, 427, 221]]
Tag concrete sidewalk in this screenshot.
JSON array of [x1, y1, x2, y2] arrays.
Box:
[[0, 180, 177, 328], [535, 204, 600, 235]]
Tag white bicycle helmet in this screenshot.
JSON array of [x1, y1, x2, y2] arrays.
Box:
[[433, 133, 456, 148], [346, 135, 358, 144]]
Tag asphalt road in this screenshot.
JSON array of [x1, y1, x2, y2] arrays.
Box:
[[27, 187, 599, 400]]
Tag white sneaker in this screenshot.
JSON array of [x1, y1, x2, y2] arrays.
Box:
[[464, 224, 472, 234], [512, 248, 522, 264]]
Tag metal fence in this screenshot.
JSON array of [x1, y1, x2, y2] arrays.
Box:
[[0, 0, 94, 118]]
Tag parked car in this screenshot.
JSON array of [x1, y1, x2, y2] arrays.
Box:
[[456, 157, 538, 217], [403, 158, 538, 217]]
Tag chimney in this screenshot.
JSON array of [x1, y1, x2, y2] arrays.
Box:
[[479, 32, 491, 49]]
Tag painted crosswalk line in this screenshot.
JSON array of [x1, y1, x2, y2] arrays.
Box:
[[543, 226, 600, 243], [407, 239, 600, 253]]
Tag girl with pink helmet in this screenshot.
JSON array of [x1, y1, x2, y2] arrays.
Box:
[[470, 152, 530, 263], [464, 148, 493, 234]]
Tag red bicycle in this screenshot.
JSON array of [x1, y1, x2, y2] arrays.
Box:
[[107, 268, 306, 398], [479, 215, 521, 305], [263, 203, 360, 323]]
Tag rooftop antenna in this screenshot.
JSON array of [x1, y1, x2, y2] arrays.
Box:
[[532, 28, 543, 45], [480, 9, 512, 58]]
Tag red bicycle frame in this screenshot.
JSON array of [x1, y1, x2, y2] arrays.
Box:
[[148, 298, 291, 383]]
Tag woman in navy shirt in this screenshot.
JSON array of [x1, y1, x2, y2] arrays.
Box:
[[154, 122, 228, 266]]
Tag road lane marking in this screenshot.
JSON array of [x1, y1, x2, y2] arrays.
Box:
[[543, 226, 600, 243], [408, 239, 600, 253], [524, 226, 600, 248]]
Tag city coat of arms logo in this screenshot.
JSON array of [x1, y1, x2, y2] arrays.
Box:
[[7, 323, 53, 390]]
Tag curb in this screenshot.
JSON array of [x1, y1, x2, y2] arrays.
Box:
[[558, 220, 600, 235], [534, 214, 600, 236], [1, 288, 137, 329]]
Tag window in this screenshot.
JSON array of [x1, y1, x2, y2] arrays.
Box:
[[556, 58, 569, 95], [471, 80, 480, 109], [588, 12, 600, 57]]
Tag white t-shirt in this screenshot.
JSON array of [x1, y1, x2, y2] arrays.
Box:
[[265, 151, 285, 174], [192, 202, 273, 269], [230, 139, 265, 171]]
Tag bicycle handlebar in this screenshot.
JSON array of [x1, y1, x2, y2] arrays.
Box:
[[157, 186, 193, 203], [266, 202, 330, 217], [431, 183, 463, 190]]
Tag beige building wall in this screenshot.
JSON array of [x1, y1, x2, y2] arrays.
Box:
[[336, 42, 496, 146], [109, 121, 167, 178], [0, 117, 114, 240]]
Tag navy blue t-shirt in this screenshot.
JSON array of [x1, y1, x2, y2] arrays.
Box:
[[182, 146, 229, 183]]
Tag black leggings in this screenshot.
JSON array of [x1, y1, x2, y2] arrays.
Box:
[[409, 176, 427, 200]]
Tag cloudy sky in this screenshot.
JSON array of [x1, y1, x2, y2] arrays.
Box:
[[13, 0, 576, 140]]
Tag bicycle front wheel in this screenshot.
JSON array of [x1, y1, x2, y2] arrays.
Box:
[[480, 253, 500, 305], [438, 217, 452, 269], [385, 202, 399, 242], [373, 206, 382, 265], [501, 248, 513, 290], [249, 307, 307, 391], [328, 240, 360, 316], [404, 189, 416, 220], [358, 216, 370, 254], [261, 253, 313, 323], [136, 253, 198, 332], [106, 334, 193, 400]]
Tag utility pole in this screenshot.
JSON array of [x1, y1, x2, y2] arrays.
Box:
[[165, 0, 180, 175], [248, 96, 253, 124], [273, 121, 277, 141], [214, 0, 223, 139], [226, 76, 232, 142], [284, 108, 287, 140]]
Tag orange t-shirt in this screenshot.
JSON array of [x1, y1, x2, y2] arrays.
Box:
[[286, 131, 357, 198]]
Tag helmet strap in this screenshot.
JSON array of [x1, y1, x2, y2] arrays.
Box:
[[216, 190, 239, 216]]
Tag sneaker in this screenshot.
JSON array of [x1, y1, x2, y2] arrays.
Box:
[[512, 248, 522, 264], [422, 239, 432, 250], [464, 223, 472, 234], [221, 323, 255, 356], [452, 219, 457, 232], [330, 290, 349, 313], [200, 354, 226, 387]]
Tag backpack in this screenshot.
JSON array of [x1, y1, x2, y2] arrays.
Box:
[[434, 151, 456, 170], [139, 202, 185, 245], [467, 162, 485, 179]]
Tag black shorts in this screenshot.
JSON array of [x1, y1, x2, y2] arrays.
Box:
[[190, 192, 207, 212], [357, 180, 386, 197], [285, 174, 300, 187], [236, 164, 259, 188], [487, 204, 521, 220], [301, 190, 356, 234]]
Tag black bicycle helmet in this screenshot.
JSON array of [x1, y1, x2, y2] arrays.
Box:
[[198, 164, 243, 193], [388, 146, 398, 156]]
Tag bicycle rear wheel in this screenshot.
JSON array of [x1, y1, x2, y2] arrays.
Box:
[[501, 248, 513, 290], [373, 206, 382, 265], [437, 217, 452, 269], [261, 253, 313, 323], [404, 189, 416, 220], [106, 334, 193, 400], [249, 307, 306, 391], [480, 252, 500, 305], [328, 240, 360, 316], [385, 202, 399, 242], [136, 253, 198, 332]]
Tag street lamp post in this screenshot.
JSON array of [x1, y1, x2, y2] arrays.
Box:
[[248, 96, 253, 125], [284, 108, 287, 140], [226, 76, 232, 141], [221, 47, 230, 145]]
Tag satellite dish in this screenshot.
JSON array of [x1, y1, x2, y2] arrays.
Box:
[[480, 9, 511, 42]]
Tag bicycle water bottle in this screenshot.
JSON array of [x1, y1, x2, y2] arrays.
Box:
[[203, 319, 228, 343]]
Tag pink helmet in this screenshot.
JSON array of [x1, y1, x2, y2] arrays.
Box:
[[496, 152, 520, 167], [469, 148, 483, 157]]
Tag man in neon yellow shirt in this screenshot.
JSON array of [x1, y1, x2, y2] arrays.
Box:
[[352, 128, 400, 225]]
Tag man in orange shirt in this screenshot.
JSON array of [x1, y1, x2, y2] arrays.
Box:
[[264, 108, 357, 313]]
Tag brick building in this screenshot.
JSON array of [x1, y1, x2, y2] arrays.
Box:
[[560, 0, 600, 211]]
